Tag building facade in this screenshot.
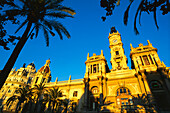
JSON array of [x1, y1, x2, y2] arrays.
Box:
[[1, 28, 170, 112]]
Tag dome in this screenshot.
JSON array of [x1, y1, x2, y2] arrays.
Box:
[[38, 66, 50, 73], [28, 63, 35, 68]]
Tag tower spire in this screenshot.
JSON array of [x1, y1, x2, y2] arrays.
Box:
[[108, 27, 129, 71], [101, 50, 104, 56], [87, 53, 89, 60]]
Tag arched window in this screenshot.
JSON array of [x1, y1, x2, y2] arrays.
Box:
[[150, 80, 162, 90], [116, 87, 131, 96], [91, 86, 98, 94], [116, 87, 133, 107]]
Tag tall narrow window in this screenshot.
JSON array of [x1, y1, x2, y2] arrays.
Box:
[[116, 51, 119, 55], [153, 56, 158, 66], [97, 64, 99, 72], [136, 60, 140, 69], [143, 55, 150, 65], [73, 91, 78, 97], [93, 64, 96, 73], [28, 77, 32, 84], [149, 55, 154, 64], [139, 56, 144, 65]]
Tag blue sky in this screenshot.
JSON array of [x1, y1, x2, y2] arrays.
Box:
[[0, 0, 170, 82]]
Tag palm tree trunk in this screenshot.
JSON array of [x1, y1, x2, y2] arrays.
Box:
[[0, 21, 32, 89]]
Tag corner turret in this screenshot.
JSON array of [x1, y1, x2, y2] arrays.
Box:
[[32, 59, 51, 87], [85, 50, 110, 79]]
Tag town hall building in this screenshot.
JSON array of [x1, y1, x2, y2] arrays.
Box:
[[1, 27, 170, 112]]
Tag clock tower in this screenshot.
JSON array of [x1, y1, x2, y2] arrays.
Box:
[[108, 27, 129, 71]]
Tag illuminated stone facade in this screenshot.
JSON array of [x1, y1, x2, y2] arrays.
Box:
[[1, 28, 170, 112]]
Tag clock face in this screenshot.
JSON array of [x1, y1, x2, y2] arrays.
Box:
[[113, 39, 117, 43]]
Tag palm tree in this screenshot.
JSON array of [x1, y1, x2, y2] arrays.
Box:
[[33, 82, 47, 113], [6, 86, 33, 113], [46, 87, 62, 113], [0, 0, 75, 89], [61, 99, 70, 113]]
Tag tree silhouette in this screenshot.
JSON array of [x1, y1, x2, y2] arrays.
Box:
[[0, 0, 20, 50], [0, 0, 75, 90], [45, 87, 62, 113], [6, 86, 33, 113], [100, 0, 170, 34]]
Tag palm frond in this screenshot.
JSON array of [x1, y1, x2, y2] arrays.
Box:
[[6, 95, 18, 106], [124, 1, 134, 25], [43, 20, 52, 30], [50, 22, 63, 40], [134, 0, 144, 35], [45, 12, 73, 19], [49, 20, 70, 38], [35, 23, 40, 38], [4, 9, 23, 17], [56, 23, 70, 39], [6, 1, 21, 9], [139, 10, 142, 26], [53, 6, 76, 16], [15, 20, 28, 33], [45, 0, 64, 9], [153, 1, 159, 29]]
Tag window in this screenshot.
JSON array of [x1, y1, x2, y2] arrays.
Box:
[[73, 91, 78, 97], [97, 64, 99, 72], [123, 88, 126, 93], [116, 87, 132, 107], [149, 55, 154, 64], [139, 56, 144, 65], [91, 86, 98, 94], [150, 80, 163, 90], [93, 64, 96, 73], [117, 87, 131, 96], [120, 89, 123, 93], [19, 85, 21, 87], [143, 55, 150, 65], [116, 51, 119, 55], [8, 89, 11, 93], [153, 56, 158, 66], [27, 77, 32, 84], [15, 90, 19, 94]]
